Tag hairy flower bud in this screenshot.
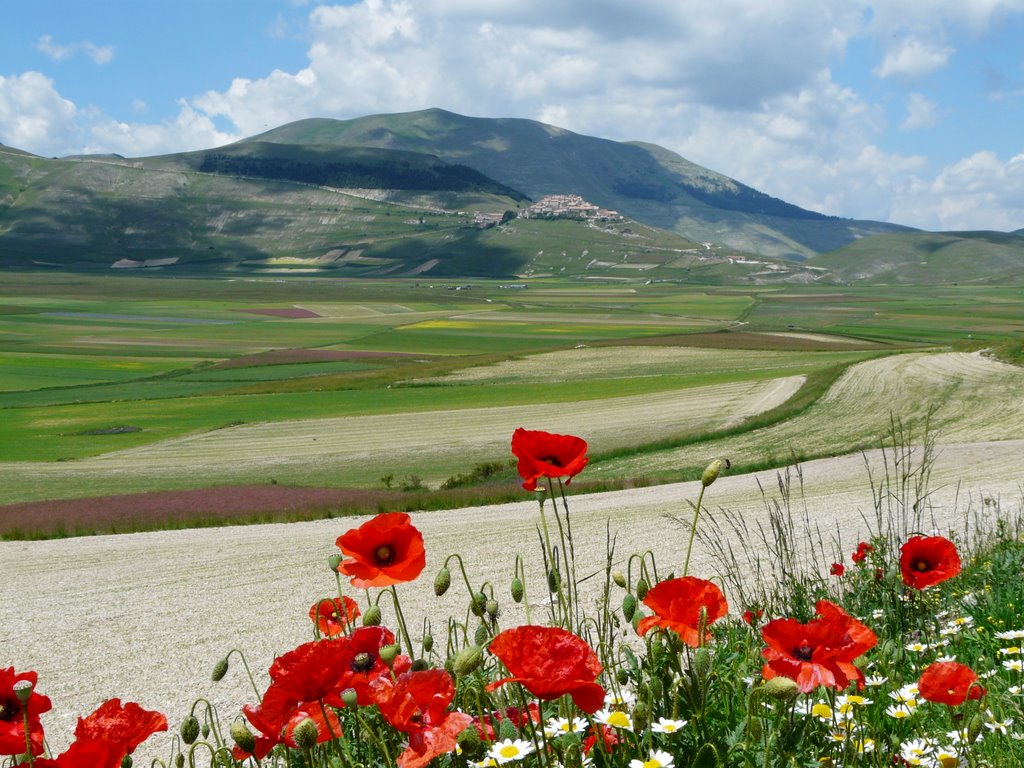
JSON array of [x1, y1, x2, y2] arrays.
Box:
[[547, 568, 560, 593], [457, 724, 484, 759], [453, 645, 484, 676], [622, 593, 637, 622], [701, 458, 730, 488], [292, 718, 319, 750], [692, 647, 712, 680], [612, 571, 627, 589], [510, 578, 524, 603], [485, 599, 499, 619], [498, 718, 517, 741], [211, 656, 229, 682], [635, 579, 649, 601], [474, 623, 489, 647], [362, 604, 382, 626], [175, 754, 185, 768], [230, 721, 256, 755], [410, 658, 429, 672], [121, 756, 133, 768], [180, 715, 200, 745], [616, 668, 630, 686], [422, 634, 434, 654], [434, 567, 451, 596], [470, 592, 487, 617], [760, 676, 800, 702]]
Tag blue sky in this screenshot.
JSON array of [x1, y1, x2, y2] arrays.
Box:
[[2, 1, 1023, 231]]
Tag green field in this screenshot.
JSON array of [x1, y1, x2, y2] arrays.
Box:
[[0, 271, 1021, 520]]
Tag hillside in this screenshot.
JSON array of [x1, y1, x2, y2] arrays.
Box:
[[813, 230, 1024, 284], [249, 108, 913, 260]]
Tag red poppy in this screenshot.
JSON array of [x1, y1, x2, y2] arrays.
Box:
[[235, 703, 283, 762], [372, 669, 474, 768], [742, 609, 763, 626], [511, 428, 589, 491], [336, 512, 426, 589], [583, 723, 620, 755], [486, 625, 605, 713], [900, 535, 961, 589], [636, 576, 728, 646], [33, 739, 121, 768], [918, 662, 986, 706], [309, 596, 361, 637], [473, 703, 541, 742], [334, 626, 411, 705], [851, 541, 873, 564], [0, 667, 52, 757], [74, 699, 167, 756], [761, 601, 877, 693], [830, 562, 845, 576]]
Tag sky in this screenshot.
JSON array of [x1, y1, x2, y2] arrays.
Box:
[[2, 0, 1023, 232]]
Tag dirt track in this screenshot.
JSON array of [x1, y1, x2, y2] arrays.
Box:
[[2, 438, 1022, 761]]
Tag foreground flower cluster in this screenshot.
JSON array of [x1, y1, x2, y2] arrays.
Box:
[[6, 427, 1024, 768]]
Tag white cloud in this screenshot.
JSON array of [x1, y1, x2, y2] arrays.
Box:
[[35, 34, 115, 65], [0, 71, 78, 154], [82, 103, 240, 157], [873, 37, 953, 79], [901, 92, 939, 130]]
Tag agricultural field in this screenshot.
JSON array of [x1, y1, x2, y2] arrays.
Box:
[[1, 271, 1023, 534]]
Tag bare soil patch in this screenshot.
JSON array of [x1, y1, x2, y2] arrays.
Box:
[[236, 306, 323, 318], [594, 331, 885, 351]]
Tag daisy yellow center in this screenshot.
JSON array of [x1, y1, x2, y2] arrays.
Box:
[[606, 711, 630, 727], [375, 545, 394, 565], [499, 745, 521, 758], [661, 724, 677, 732], [643, 760, 663, 768]]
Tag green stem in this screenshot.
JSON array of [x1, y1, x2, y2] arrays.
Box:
[[682, 484, 707, 577]]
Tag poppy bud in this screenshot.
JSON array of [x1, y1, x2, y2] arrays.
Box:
[[498, 718, 517, 741], [701, 458, 729, 487], [121, 756, 132, 768], [967, 713, 985, 743], [547, 568, 560, 593], [453, 644, 484, 676], [434, 567, 451, 596], [761, 676, 799, 702], [616, 668, 630, 686], [485, 599, 499, 619], [410, 658, 429, 672], [631, 612, 643, 633], [633, 702, 650, 732], [380, 644, 401, 667], [12, 680, 32, 705], [457, 724, 484, 759], [211, 656, 229, 682], [292, 718, 319, 750], [341, 688, 359, 708], [422, 634, 434, 654], [230, 721, 256, 755], [622, 593, 637, 621], [470, 592, 487, 616], [635, 579, 649, 601], [510, 578, 524, 603], [201, 723, 210, 739], [363, 605, 382, 626], [180, 715, 200, 745], [474, 623, 489, 646], [612, 571, 627, 588], [328, 553, 343, 572], [175, 755, 185, 768], [692, 647, 712, 679]]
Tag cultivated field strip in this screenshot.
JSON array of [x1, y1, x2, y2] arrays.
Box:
[[0, 376, 804, 502], [418, 345, 861, 385], [599, 351, 1024, 476], [3, 440, 1021, 762]]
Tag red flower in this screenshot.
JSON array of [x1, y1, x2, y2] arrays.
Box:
[[74, 699, 167, 756], [33, 740, 121, 768], [742, 609, 763, 626], [761, 601, 877, 693], [830, 562, 845, 576], [851, 541, 873, 564], [636, 576, 728, 646], [900, 535, 961, 589], [511, 428, 589, 491], [583, 724, 619, 755], [336, 512, 426, 589], [373, 669, 474, 768], [334, 626, 411, 705], [918, 662, 986, 706], [486, 626, 606, 713], [0, 667, 52, 757], [309, 596, 360, 637], [235, 703, 283, 762]]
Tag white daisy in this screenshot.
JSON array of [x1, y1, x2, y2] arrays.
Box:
[[628, 749, 674, 768], [488, 739, 535, 764], [594, 708, 634, 731], [651, 717, 687, 734]]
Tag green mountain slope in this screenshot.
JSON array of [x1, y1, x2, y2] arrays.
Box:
[[812, 230, 1024, 284], [249, 108, 913, 260]]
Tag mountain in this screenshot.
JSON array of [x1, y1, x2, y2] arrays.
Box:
[[812, 230, 1024, 284], [248, 108, 914, 260]]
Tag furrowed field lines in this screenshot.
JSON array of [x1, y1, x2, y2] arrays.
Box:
[[596, 351, 1024, 479], [0, 376, 803, 503]]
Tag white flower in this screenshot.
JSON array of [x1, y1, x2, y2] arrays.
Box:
[[905, 642, 930, 653], [594, 708, 633, 731], [544, 717, 587, 738], [999, 646, 1022, 656], [886, 704, 915, 719], [604, 688, 636, 707], [488, 739, 535, 764], [864, 675, 888, 687], [836, 694, 872, 713], [985, 717, 1014, 735], [651, 717, 687, 734], [629, 749, 674, 768], [900, 737, 933, 764], [1002, 659, 1024, 672], [996, 630, 1024, 640], [936, 654, 957, 663]]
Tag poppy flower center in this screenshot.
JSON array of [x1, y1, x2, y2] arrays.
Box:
[[914, 560, 931, 572], [539, 455, 563, 467], [0, 700, 18, 721], [374, 545, 394, 565], [794, 643, 814, 661], [351, 652, 376, 673]]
